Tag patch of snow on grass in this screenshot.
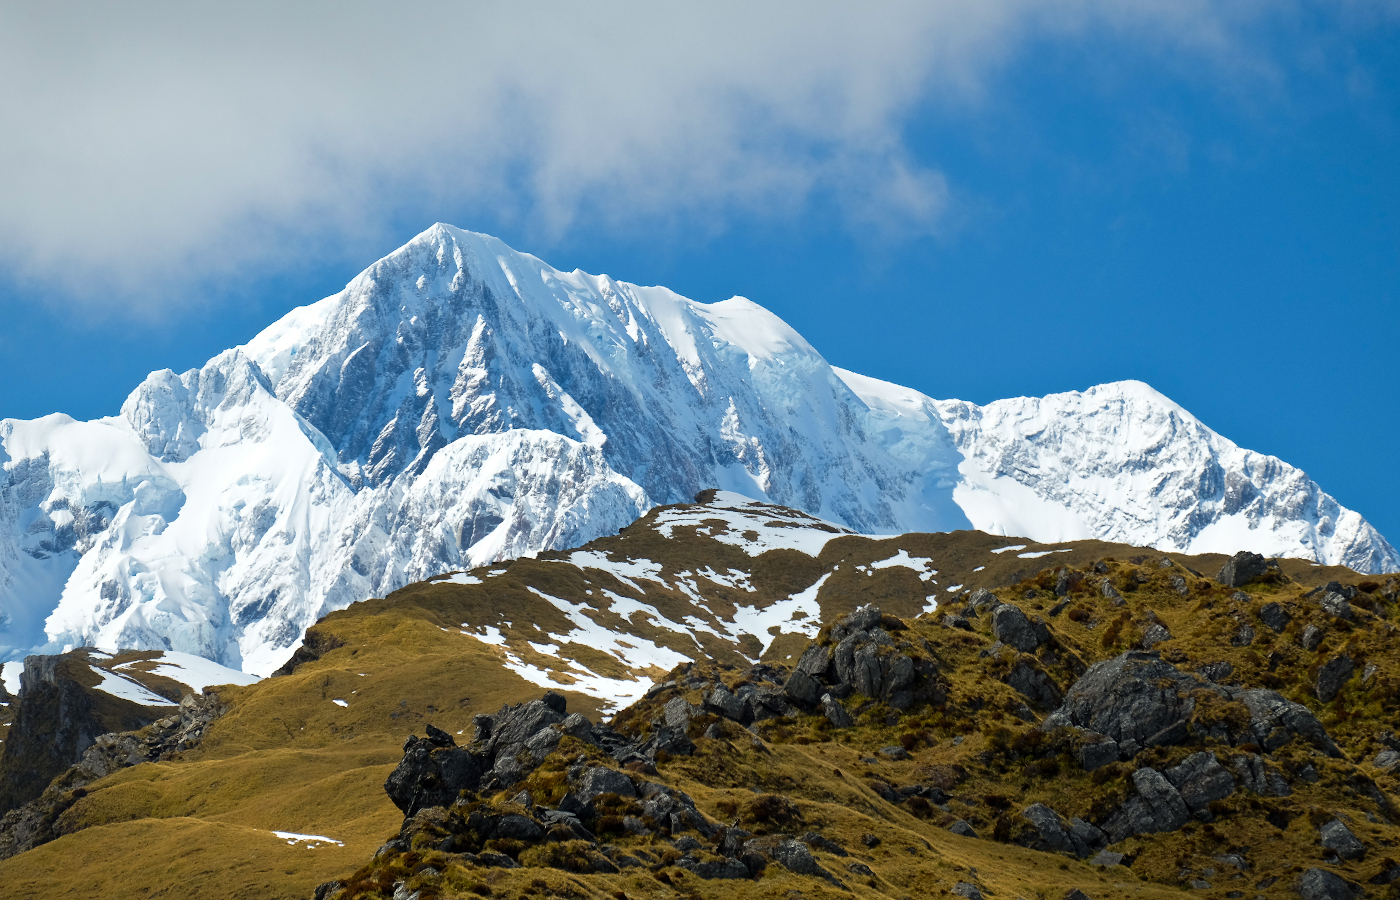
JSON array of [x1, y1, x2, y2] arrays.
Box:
[[272, 831, 344, 847], [727, 572, 828, 653], [973, 566, 985, 572], [651, 491, 853, 557], [869, 549, 937, 574], [1018, 549, 1072, 559], [442, 572, 483, 585], [945, 584, 964, 593], [991, 545, 1027, 554], [331, 699, 348, 707], [120, 650, 261, 692], [465, 625, 507, 645], [565, 551, 664, 593], [91, 668, 177, 706]]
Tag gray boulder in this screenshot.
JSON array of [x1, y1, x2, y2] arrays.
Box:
[[1231, 753, 1291, 797], [1316, 654, 1355, 703], [993, 605, 1050, 652], [771, 838, 830, 878], [706, 683, 746, 721], [1218, 551, 1268, 588], [1005, 660, 1063, 711], [1303, 624, 1325, 651], [853, 643, 883, 698], [821, 693, 853, 729], [1101, 580, 1125, 606], [574, 766, 636, 804], [1102, 767, 1189, 842], [1020, 803, 1100, 859], [1077, 732, 1120, 772], [1140, 623, 1171, 649], [1259, 602, 1291, 633], [1320, 819, 1366, 861], [1297, 867, 1361, 900], [949, 819, 978, 838], [784, 670, 822, 708], [664, 696, 693, 730], [1320, 592, 1355, 621], [967, 588, 1000, 612], [1238, 688, 1342, 758], [1042, 651, 1202, 758], [953, 882, 984, 900], [795, 644, 831, 678], [1164, 751, 1235, 816]]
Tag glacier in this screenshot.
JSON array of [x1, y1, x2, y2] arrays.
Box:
[[1, 224, 1394, 675]]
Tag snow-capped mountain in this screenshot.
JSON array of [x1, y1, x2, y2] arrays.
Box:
[[1, 224, 1393, 675]]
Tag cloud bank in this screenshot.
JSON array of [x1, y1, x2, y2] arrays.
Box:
[[0, 1, 1351, 312]]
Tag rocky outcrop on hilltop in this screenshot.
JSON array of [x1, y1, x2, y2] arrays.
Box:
[[0, 652, 174, 814], [0, 690, 225, 860], [315, 554, 1400, 900]]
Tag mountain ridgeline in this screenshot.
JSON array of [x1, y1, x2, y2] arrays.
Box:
[[1, 223, 1395, 681]]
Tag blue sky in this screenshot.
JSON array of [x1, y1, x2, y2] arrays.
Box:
[[1, 3, 1397, 544]]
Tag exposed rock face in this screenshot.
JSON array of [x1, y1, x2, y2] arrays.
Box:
[[1042, 650, 1340, 764], [0, 653, 170, 814], [992, 605, 1049, 653], [1319, 819, 1366, 861], [1218, 551, 1270, 588], [0, 691, 226, 860], [783, 606, 944, 715], [1316, 655, 1355, 703], [1297, 867, 1362, 900]]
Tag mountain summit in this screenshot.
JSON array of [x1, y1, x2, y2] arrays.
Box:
[[1, 224, 1393, 675]]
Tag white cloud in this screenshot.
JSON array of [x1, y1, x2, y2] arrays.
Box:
[[0, 1, 1323, 313]]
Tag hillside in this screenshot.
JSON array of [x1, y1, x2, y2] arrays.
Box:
[[1, 224, 1394, 679], [0, 494, 1395, 899]]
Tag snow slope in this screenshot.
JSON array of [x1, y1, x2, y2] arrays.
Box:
[[1, 224, 1393, 675]]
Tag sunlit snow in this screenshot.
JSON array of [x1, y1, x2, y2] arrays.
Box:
[[91, 667, 177, 707]]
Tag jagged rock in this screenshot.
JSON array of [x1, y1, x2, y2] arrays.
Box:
[[1218, 551, 1268, 588], [483, 699, 566, 768], [1319, 819, 1366, 861], [706, 683, 745, 721], [1231, 754, 1291, 797], [1302, 625, 1325, 651], [560, 713, 595, 744], [1373, 750, 1400, 772], [663, 695, 693, 730], [1320, 592, 1355, 622], [968, 588, 1000, 611], [784, 670, 822, 708], [1005, 660, 1064, 711], [1077, 732, 1120, 772], [1091, 850, 1124, 867], [800, 831, 848, 857], [945, 615, 974, 631], [771, 838, 831, 878], [954, 882, 984, 900], [1232, 624, 1256, 647], [993, 605, 1050, 652], [384, 736, 484, 816], [1238, 688, 1341, 758], [796, 645, 831, 678], [1260, 603, 1291, 633], [1197, 661, 1234, 683], [821, 693, 853, 729], [1065, 888, 1092, 900], [1296, 867, 1361, 900], [949, 819, 978, 838], [677, 856, 749, 879], [1021, 803, 1099, 858], [853, 644, 883, 697], [1103, 767, 1189, 842], [1042, 651, 1200, 758], [1140, 623, 1171, 648], [1101, 580, 1125, 605], [1164, 752, 1235, 817], [1317, 655, 1355, 703], [574, 766, 636, 804]]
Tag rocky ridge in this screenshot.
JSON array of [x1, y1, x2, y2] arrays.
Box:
[[314, 550, 1400, 900]]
